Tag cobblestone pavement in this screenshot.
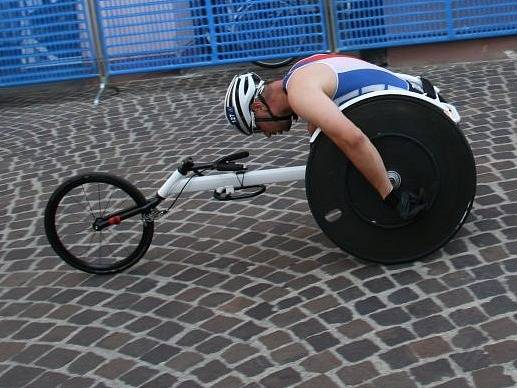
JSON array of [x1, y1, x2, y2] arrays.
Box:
[[1, 57, 517, 388]]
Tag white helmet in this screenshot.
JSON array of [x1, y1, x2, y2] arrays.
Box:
[[224, 72, 265, 135]]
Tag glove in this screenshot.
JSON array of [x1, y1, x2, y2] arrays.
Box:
[[397, 188, 428, 220]]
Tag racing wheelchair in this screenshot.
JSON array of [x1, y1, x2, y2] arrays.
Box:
[[44, 79, 476, 274]]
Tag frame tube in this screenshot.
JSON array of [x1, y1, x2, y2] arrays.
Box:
[[157, 166, 306, 198]]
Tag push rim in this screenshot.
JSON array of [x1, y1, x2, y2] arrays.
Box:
[[344, 133, 440, 229]]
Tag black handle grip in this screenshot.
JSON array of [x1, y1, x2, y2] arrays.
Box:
[[218, 151, 249, 163], [216, 163, 245, 171]]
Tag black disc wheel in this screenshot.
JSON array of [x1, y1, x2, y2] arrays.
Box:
[[306, 95, 476, 264], [44, 173, 154, 274]]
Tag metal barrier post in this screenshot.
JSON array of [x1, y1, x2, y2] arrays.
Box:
[[85, 0, 114, 105], [324, 0, 338, 53]]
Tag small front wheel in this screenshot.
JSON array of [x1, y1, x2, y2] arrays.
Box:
[[44, 173, 154, 274]]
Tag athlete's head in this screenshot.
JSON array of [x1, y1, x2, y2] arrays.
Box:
[[224, 73, 295, 136]]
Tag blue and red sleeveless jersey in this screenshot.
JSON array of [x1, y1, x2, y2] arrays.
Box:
[[282, 54, 409, 105]]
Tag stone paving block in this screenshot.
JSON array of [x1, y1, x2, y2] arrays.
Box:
[[35, 347, 81, 369], [295, 375, 341, 388], [387, 287, 420, 304], [0, 342, 25, 362], [484, 340, 517, 364], [355, 296, 386, 315], [195, 335, 232, 354], [228, 320, 268, 341], [94, 358, 136, 380], [176, 381, 203, 388], [473, 366, 515, 388], [410, 336, 453, 358], [451, 349, 492, 372], [67, 352, 106, 374], [481, 317, 517, 340], [192, 360, 232, 383], [412, 315, 455, 337], [260, 367, 301, 388], [12, 322, 53, 340], [410, 359, 455, 385], [369, 372, 417, 388], [436, 288, 474, 307], [120, 365, 157, 387], [24, 371, 70, 388], [481, 295, 517, 316], [0, 366, 45, 387], [336, 339, 380, 363], [18, 302, 55, 318], [68, 326, 109, 346], [259, 331, 293, 353], [221, 343, 259, 364], [60, 376, 97, 388], [370, 306, 412, 326], [432, 377, 472, 388], [211, 375, 245, 388], [271, 342, 308, 364], [166, 351, 204, 372], [142, 343, 181, 364], [96, 332, 134, 350], [300, 350, 341, 373], [11, 344, 52, 364], [140, 373, 178, 388], [336, 361, 379, 386]]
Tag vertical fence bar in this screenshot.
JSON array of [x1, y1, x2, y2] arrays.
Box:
[[204, 0, 218, 63], [444, 0, 455, 39]]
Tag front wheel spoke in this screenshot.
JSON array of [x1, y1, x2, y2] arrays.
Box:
[[57, 209, 93, 229], [81, 184, 98, 219], [57, 222, 92, 237], [64, 193, 97, 221], [100, 189, 117, 218], [97, 183, 103, 217]]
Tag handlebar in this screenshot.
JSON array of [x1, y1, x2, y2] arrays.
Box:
[[178, 151, 249, 174], [215, 151, 249, 164]]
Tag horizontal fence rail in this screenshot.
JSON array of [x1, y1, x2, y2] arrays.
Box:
[[96, 0, 329, 75], [0, 0, 98, 87], [333, 0, 517, 50]]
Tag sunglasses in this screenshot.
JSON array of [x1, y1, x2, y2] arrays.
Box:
[[251, 93, 297, 133]]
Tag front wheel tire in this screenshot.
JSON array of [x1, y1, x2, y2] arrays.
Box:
[[44, 173, 154, 274]]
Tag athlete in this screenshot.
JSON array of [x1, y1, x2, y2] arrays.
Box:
[[224, 54, 428, 220]]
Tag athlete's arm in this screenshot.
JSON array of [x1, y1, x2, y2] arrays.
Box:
[[307, 122, 318, 135], [287, 65, 392, 199]]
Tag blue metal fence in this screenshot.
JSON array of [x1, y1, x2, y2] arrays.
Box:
[[333, 0, 517, 51], [96, 0, 329, 75], [0, 0, 98, 87], [1, 0, 517, 88]]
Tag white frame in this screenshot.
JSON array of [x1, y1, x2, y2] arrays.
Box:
[[157, 89, 460, 199]]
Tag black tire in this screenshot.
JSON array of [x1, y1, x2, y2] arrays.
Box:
[[306, 95, 476, 264], [253, 57, 295, 69], [44, 173, 154, 274]]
